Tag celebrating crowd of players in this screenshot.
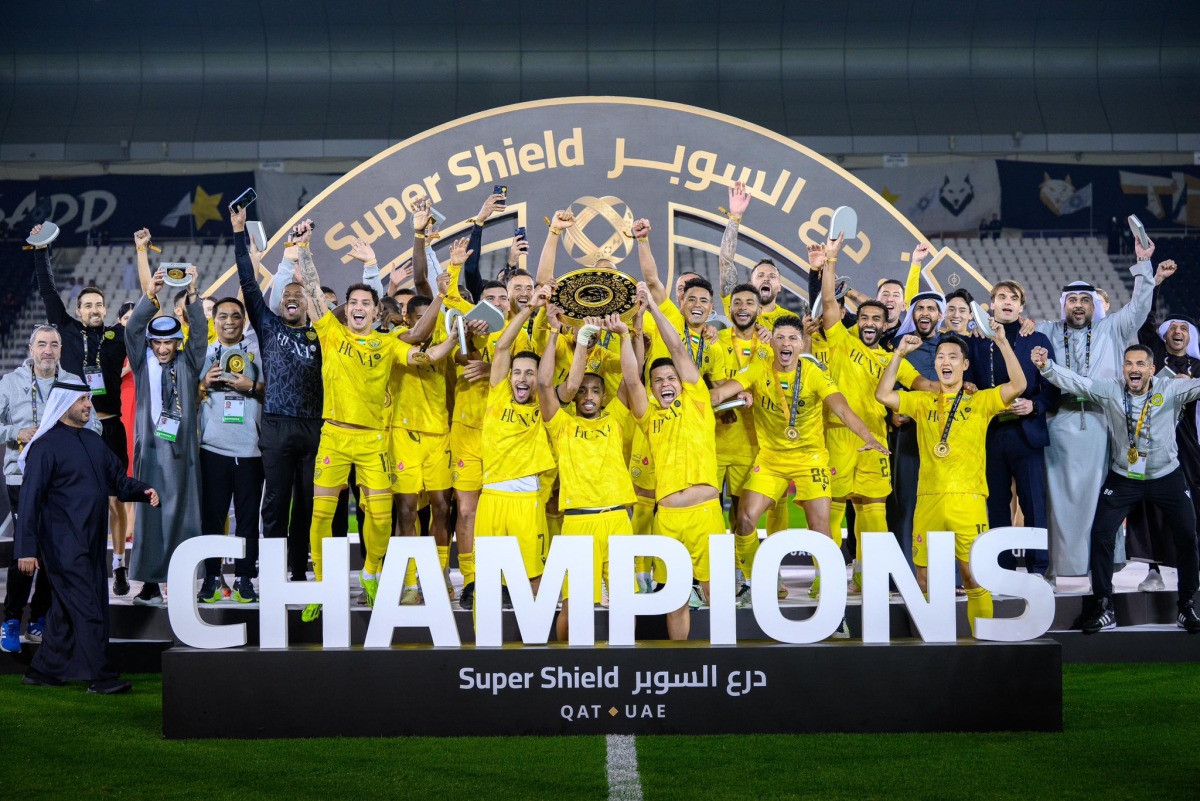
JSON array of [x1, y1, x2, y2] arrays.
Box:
[[5, 180, 1200, 657]]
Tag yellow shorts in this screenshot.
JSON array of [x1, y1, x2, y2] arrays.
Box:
[[827, 426, 891, 499], [476, 489, 548, 578], [912, 493, 989, 567], [560, 508, 632, 603], [450, 422, 483, 492], [654, 498, 724, 583], [744, 447, 830, 503], [719, 462, 753, 497], [314, 423, 391, 491], [391, 428, 452, 494]]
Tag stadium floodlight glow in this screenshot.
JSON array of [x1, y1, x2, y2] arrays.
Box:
[[166, 528, 1054, 649]]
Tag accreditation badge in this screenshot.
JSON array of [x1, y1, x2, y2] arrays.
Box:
[[223, 396, 246, 424], [1128, 450, 1147, 480], [84, 367, 107, 396], [155, 411, 182, 442]]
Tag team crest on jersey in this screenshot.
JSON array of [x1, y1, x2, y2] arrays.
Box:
[[1151, 393, 1164, 406], [104, 330, 115, 340], [368, 339, 382, 349], [314, 468, 322, 479], [306, 331, 317, 341], [632, 467, 641, 479]]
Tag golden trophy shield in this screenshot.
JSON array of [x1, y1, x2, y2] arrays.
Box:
[[551, 268, 639, 326]]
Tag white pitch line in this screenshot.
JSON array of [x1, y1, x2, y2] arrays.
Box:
[[606, 734, 644, 801]]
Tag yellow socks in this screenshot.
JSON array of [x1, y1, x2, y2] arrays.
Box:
[[829, 501, 847, 548], [437, 545, 449, 572], [360, 492, 393, 576], [308, 495, 338, 581], [854, 502, 888, 563], [459, 550, 475, 586], [735, 532, 760, 579], [404, 560, 419, 589], [965, 587, 993, 636]]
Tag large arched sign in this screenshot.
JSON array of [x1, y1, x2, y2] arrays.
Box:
[[211, 97, 976, 302]]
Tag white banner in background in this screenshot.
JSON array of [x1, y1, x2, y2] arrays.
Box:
[[855, 158, 1000, 235]]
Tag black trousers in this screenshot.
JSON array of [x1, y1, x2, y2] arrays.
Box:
[[4, 484, 51, 622], [199, 449, 264, 578], [259, 415, 321, 581], [986, 423, 1049, 575], [1090, 469, 1200, 603]]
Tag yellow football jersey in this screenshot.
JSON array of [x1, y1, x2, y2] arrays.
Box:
[[647, 305, 727, 386], [551, 335, 623, 402], [733, 357, 840, 453], [481, 381, 555, 483], [758, 304, 793, 331], [315, 311, 411, 429], [635, 378, 719, 501], [824, 321, 895, 442], [897, 386, 1008, 497], [715, 329, 769, 462], [544, 400, 635, 510], [389, 323, 451, 434]]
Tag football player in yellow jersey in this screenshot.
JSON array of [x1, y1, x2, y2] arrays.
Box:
[[448, 279, 508, 610], [539, 312, 640, 640], [710, 316, 888, 622], [876, 329, 1026, 635], [478, 285, 557, 589], [390, 239, 492, 606], [291, 235, 454, 621], [811, 237, 935, 591], [717, 283, 771, 572], [626, 283, 727, 640]]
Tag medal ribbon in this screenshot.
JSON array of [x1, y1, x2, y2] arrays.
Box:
[[773, 362, 804, 432], [938, 388, 967, 451], [683, 326, 705, 368], [1123, 388, 1153, 455]]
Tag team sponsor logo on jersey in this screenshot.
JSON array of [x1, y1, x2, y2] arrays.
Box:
[[104, 330, 116, 340], [1151, 393, 1164, 406], [306, 330, 317, 341]]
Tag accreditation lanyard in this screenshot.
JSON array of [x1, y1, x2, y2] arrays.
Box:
[[934, 388, 967, 458], [1063, 324, 1092, 373], [1123, 389, 1153, 479], [82, 329, 108, 395], [155, 363, 183, 442], [29, 369, 55, 426], [775, 363, 804, 441]]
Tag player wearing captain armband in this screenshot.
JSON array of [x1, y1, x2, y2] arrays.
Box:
[[875, 326, 1027, 636]]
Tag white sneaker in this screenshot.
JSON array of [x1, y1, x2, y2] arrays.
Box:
[[400, 586, 423, 605], [1138, 569, 1166, 592], [688, 585, 707, 609]]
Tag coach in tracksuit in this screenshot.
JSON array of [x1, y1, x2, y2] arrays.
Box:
[[967, 281, 1059, 577]]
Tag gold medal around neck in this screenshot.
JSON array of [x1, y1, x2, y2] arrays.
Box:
[[785, 426, 800, 441], [934, 442, 951, 458], [1128, 447, 1140, 465]]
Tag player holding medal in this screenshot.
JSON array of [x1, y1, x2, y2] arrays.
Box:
[[875, 326, 1026, 635]]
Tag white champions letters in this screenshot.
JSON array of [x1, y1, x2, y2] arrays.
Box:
[[168, 527, 1054, 649]]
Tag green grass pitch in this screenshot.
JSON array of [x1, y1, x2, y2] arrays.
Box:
[[2, 663, 1197, 800]]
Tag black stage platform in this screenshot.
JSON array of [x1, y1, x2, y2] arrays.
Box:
[[162, 639, 1062, 739]]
